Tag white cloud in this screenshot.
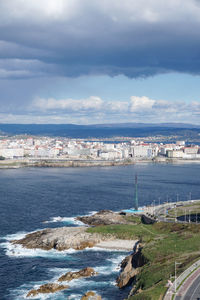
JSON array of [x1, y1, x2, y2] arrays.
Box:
[[1, 0, 200, 24], [33, 96, 103, 112], [29, 95, 200, 124], [130, 96, 155, 112]]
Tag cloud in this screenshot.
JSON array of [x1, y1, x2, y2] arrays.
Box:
[[33, 96, 103, 112], [130, 96, 155, 112], [1, 1, 200, 78], [29, 95, 200, 124], [0, 59, 56, 79]]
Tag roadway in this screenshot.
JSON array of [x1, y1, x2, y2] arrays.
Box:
[[175, 271, 200, 300]]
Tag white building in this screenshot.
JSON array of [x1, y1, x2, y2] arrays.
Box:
[[0, 148, 24, 159]]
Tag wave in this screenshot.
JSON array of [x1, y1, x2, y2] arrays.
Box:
[[42, 211, 100, 226], [43, 216, 85, 226], [9, 281, 71, 300], [0, 240, 76, 259], [87, 211, 98, 216], [0, 230, 33, 242], [8, 251, 125, 299]]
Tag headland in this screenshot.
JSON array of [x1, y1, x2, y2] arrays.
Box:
[[10, 201, 200, 299]]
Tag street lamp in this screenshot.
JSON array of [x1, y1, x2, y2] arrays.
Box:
[[175, 204, 177, 223]]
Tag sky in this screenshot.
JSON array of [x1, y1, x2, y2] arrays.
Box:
[[0, 0, 200, 124]]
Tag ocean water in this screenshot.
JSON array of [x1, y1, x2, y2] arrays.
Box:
[[0, 163, 200, 299]]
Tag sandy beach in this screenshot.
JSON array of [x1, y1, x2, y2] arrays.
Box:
[[95, 239, 138, 251]]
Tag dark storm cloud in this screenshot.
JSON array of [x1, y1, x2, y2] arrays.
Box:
[[1, 0, 200, 78]]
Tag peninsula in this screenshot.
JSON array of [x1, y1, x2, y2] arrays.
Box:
[[11, 201, 200, 300]]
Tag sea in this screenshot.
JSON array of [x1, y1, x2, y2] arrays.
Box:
[[0, 163, 200, 300]]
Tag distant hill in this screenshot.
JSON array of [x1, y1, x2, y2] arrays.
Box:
[[0, 123, 199, 139]]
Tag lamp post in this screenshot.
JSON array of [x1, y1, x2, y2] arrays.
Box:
[[175, 204, 177, 223], [189, 210, 191, 223]]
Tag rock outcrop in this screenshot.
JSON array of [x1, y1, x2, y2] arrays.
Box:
[[141, 214, 157, 224], [26, 283, 69, 297], [81, 291, 102, 300], [76, 210, 129, 226], [58, 267, 97, 282], [116, 243, 147, 288], [12, 227, 106, 251]]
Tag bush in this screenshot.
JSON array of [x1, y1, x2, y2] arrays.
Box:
[[0, 156, 5, 160]]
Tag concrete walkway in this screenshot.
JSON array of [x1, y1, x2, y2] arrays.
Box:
[[164, 259, 200, 300]]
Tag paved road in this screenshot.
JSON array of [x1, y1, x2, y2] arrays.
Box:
[[164, 261, 200, 300], [175, 270, 200, 300]]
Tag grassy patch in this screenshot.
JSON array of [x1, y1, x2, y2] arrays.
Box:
[[88, 222, 200, 300], [123, 215, 142, 224]]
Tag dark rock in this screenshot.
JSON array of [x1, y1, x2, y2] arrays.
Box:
[[116, 244, 147, 288], [26, 283, 69, 297], [12, 227, 103, 251], [141, 214, 157, 225], [58, 267, 97, 282], [76, 210, 129, 226], [81, 291, 102, 300]]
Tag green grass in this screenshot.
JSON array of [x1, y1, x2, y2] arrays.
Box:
[[88, 222, 200, 300], [167, 202, 200, 218]]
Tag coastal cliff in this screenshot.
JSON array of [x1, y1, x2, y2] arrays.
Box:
[[116, 243, 147, 289], [11, 210, 141, 299]]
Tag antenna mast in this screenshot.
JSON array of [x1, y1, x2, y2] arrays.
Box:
[[134, 174, 138, 211]]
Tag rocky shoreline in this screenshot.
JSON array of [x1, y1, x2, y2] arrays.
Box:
[[11, 210, 141, 299], [1, 157, 200, 169], [12, 226, 106, 251]]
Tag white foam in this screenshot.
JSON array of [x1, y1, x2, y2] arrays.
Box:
[[1, 230, 33, 242], [95, 265, 115, 275], [43, 211, 99, 226], [107, 254, 126, 272], [0, 241, 76, 258], [107, 254, 126, 265], [43, 216, 84, 226], [87, 211, 98, 216], [68, 294, 82, 300], [10, 282, 68, 300]]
